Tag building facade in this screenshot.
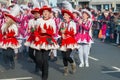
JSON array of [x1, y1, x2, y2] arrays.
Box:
[[90, 0, 120, 11], [56, 0, 120, 11], [1, 0, 120, 11]]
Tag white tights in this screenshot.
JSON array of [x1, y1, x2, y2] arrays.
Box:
[[78, 44, 91, 64]]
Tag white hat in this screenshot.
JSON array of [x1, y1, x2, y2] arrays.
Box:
[[82, 9, 92, 18], [52, 7, 61, 13], [73, 10, 82, 17], [11, 4, 20, 17], [62, 0, 74, 12], [20, 5, 29, 10], [32, 0, 40, 8]]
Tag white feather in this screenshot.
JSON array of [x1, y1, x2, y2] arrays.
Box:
[[20, 5, 29, 10], [43, 0, 49, 6], [40, 0, 49, 7], [62, 1, 74, 12], [11, 4, 20, 17], [52, 8, 61, 13], [82, 9, 92, 18], [73, 10, 82, 16], [32, 0, 40, 8]]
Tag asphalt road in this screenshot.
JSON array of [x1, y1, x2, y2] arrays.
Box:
[[0, 39, 120, 80]]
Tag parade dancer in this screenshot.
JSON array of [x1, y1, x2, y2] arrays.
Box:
[[75, 9, 93, 67], [70, 10, 82, 58], [59, 9, 78, 76], [0, 5, 21, 69], [24, 7, 40, 72], [0, 9, 11, 54], [8, 0, 20, 60], [30, 6, 59, 80]]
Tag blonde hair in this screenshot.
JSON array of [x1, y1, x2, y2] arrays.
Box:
[[4, 18, 16, 32]]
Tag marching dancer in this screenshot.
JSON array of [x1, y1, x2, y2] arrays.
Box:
[[0, 5, 21, 69], [75, 9, 93, 67], [70, 10, 82, 58], [59, 9, 78, 76], [30, 6, 59, 80]]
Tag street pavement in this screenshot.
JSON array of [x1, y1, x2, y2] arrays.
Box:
[[0, 39, 120, 80]]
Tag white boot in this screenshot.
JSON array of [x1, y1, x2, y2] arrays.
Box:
[[85, 62, 89, 67], [79, 63, 84, 67]]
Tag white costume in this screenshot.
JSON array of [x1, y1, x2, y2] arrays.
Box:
[[75, 9, 93, 67]]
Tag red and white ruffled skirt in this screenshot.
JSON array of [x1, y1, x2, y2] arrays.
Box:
[[30, 35, 59, 50], [0, 37, 21, 49], [24, 34, 35, 47], [60, 36, 79, 51]]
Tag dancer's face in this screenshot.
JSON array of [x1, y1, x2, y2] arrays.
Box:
[[33, 12, 40, 19], [83, 12, 89, 19], [63, 13, 70, 22], [73, 13, 78, 19], [43, 10, 50, 19], [55, 12, 59, 18]]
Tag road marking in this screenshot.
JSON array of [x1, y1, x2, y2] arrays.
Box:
[[0, 77, 33, 80], [102, 66, 120, 74], [112, 66, 120, 71], [89, 56, 99, 61], [102, 71, 120, 74]]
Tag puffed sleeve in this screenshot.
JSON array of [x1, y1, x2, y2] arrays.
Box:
[[66, 21, 76, 36], [70, 21, 76, 34]]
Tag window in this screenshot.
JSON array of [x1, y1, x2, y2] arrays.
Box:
[[103, 4, 109, 10], [116, 4, 120, 11]]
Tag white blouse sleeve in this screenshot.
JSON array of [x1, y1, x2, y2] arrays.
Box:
[[70, 21, 76, 34], [50, 19, 56, 34]]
